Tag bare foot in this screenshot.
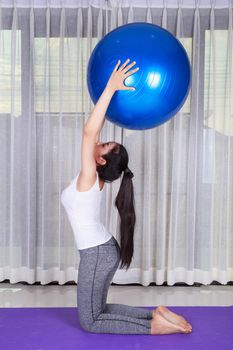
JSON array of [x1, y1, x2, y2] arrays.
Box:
[[152, 305, 192, 332], [150, 310, 191, 335]]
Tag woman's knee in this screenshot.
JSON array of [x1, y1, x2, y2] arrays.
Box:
[[79, 318, 102, 334], [79, 317, 92, 332], [78, 311, 93, 332]]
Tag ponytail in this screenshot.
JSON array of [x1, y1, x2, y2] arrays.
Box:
[[115, 169, 136, 270], [96, 143, 136, 270]]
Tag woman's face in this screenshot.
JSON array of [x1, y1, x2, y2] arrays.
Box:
[[94, 141, 118, 165]]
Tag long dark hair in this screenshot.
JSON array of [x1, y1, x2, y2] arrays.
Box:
[[96, 143, 136, 270]]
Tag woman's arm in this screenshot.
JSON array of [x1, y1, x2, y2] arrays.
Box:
[[84, 59, 138, 136], [84, 85, 115, 135], [78, 59, 139, 183]]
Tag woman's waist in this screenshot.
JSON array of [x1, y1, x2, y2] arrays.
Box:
[[69, 217, 105, 227], [72, 221, 111, 237], [76, 221, 104, 227], [68, 211, 101, 223]]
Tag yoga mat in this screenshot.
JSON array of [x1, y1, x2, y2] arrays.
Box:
[[0, 306, 232, 350]]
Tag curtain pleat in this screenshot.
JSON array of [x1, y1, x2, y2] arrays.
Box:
[[9, 7, 17, 280], [0, 3, 232, 286], [225, 2, 233, 278], [167, 4, 186, 284], [27, 6, 36, 282], [186, 4, 200, 281], [151, 5, 170, 284]]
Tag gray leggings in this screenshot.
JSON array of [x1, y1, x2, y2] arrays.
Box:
[[77, 236, 152, 334]]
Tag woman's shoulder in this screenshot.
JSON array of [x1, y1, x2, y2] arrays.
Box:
[[76, 170, 104, 192]]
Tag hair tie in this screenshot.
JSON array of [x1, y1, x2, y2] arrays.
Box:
[[124, 167, 134, 179]]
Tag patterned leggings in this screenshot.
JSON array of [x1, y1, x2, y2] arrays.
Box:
[[77, 236, 152, 334]]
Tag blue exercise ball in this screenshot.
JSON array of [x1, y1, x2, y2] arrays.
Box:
[[87, 22, 191, 130]]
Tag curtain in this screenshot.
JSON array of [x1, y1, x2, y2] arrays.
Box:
[[0, 1, 232, 286]]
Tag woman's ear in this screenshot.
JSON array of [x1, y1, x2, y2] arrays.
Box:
[[97, 156, 106, 166]]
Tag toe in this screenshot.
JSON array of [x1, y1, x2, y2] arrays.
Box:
[[157, 305, 166, 313]]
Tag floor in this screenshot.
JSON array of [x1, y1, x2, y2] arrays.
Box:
[[0, 282, 232, 307]]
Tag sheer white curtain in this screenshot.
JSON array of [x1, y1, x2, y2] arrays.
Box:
[[0, 1, 232, 286]]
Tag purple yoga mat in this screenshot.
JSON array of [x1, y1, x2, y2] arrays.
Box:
[[0, 306, 232, 350]]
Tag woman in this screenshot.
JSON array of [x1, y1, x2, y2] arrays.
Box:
[[61, 58, 192, 335]]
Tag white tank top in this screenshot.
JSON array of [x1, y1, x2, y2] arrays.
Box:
[[60, 171, 112, 250]]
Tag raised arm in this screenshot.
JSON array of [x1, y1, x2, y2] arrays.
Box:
[[80, 59, 139, 182], [84, 58, 138, 135]]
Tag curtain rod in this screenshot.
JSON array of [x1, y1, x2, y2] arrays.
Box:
[[0, 0, 232, 9]]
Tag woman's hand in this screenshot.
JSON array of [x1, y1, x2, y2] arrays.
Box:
[[106, 58, 139, 93]]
